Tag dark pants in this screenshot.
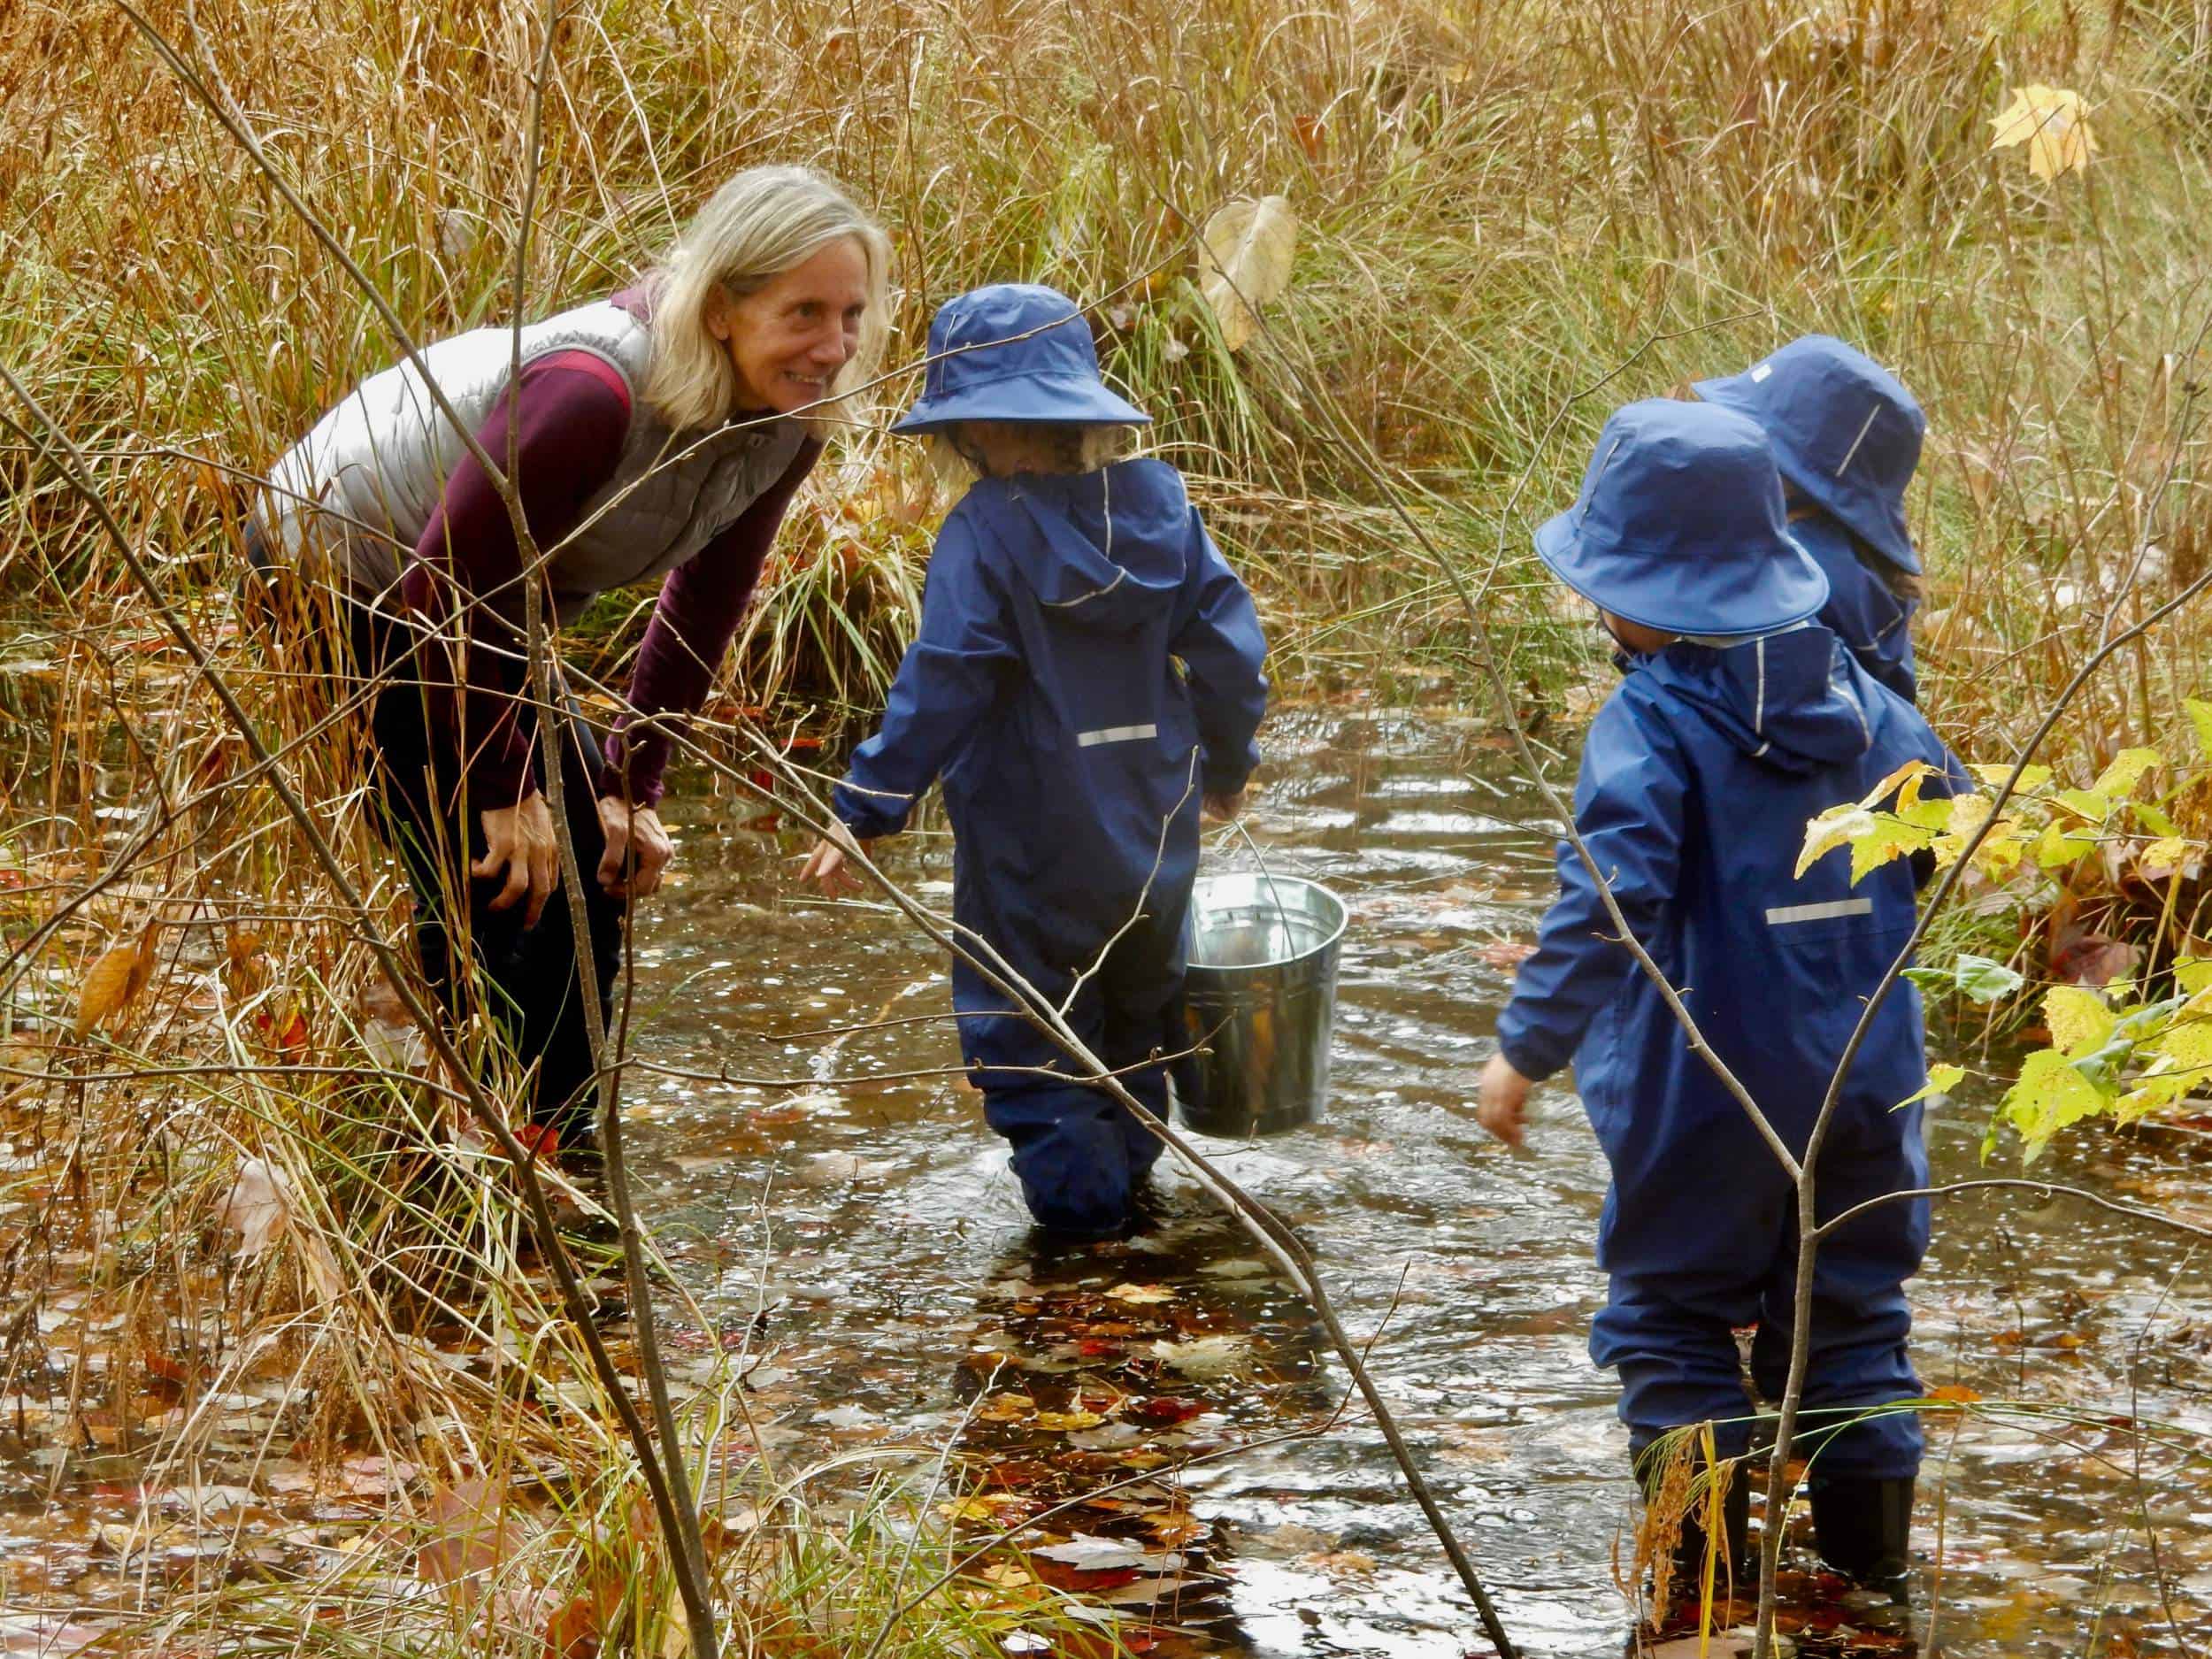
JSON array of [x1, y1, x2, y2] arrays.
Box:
[[1594, 1128, 1928, 1482], [248, 526, 622, 1143], [952, 899, 1189, 1237], [355, 602, 624, 1143]]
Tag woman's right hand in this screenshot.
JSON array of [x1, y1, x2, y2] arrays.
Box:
[[476, 792, 561, 927]]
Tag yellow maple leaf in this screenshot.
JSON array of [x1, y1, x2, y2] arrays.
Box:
[[1033, 1409, 1105, 1431], [1989, 85, 2097, 181]]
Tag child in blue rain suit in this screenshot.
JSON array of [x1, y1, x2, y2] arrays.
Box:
[[1697, 334, 1927, 703], [801, 284, 1268, 1239], [1474, 399, 1961, 1609]]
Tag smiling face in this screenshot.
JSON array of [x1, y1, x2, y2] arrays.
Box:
[[707, 235, 872, 416]]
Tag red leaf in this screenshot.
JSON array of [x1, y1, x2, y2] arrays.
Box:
[[1125, 1396, 1204, 1426]]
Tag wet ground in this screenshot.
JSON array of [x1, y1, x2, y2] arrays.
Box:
[[628, 699, 2212, 1657]]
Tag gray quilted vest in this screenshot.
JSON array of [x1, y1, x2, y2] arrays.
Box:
[[259, 298, 807, 619]]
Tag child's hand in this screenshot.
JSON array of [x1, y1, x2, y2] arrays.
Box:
[[1477, 1053, 1533, 1148], [1202, 788, 1247, 823], [798, 828, 870, 896]]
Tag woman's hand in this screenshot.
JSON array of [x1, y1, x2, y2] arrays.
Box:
[[1477, 1053, 1533, 1148], [798, 825, 871, 896], [596, 797, 675, 900], [475, 793, 561, 927]]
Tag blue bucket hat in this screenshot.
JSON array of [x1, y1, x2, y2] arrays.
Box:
[[1694, 334, 1925, 575], [891, 283, 1150, 434], [1534, 399, 1829, 638]]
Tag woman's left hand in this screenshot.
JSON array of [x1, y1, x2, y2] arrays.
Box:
[[595, 797, 675, 900]]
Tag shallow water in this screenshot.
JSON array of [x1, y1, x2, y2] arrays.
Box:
[[632, 702, 2212, 1656]]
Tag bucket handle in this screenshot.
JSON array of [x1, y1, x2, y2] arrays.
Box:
[[1211, 810, 1297, 937]]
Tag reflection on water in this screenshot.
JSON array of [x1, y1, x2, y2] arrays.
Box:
[[636, 705, 2212, 1657]]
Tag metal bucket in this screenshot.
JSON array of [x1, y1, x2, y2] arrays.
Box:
[[1177, 872, 1347, 1138]]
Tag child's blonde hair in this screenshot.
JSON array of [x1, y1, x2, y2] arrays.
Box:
[[927, 420, 1133, 486]]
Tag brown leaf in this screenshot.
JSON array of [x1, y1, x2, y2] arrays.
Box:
[[74, 923, 157, 1040], [418, 1478, 527, 1608], [541, 1594, 606, 1659], [222, 930, 265, 1001]]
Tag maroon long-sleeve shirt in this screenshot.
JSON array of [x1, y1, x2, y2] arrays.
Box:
[[398, 344, 819, 809]]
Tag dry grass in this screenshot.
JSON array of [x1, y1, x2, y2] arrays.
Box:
[[3, 0, 2211, 1649]]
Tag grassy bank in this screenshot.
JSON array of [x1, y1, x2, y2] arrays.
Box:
[[4, 0, 2211, 1651]]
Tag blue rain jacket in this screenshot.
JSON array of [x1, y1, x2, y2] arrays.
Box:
[[1496, 626, 1963, 1474], [833, 457, 1267, 964], [1798, 514, 1918, 704]]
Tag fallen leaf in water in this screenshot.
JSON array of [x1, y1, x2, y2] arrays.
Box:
[[1478, 939, 1536, 971], [973, 1393, 1036, 1423], [417, 1478, 529, 1611], [1032, 1534, 1159, 1571], [1107, 1283, 1176, 1305], [1143, 1511, 1206, 1546], [940, 1494, 1027, 1523], [1929, 1384, 1983, 1403], [1124, 1396, 1205, 1426], [1067, 1422, 1145, 1450], [1148, 1335, 1247, 1379], [1033, 1409, 1105, 1432], [1200, 1258, 1271, 1279]]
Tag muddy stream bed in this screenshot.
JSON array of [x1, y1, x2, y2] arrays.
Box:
[[620, 703, 2212, 1656]]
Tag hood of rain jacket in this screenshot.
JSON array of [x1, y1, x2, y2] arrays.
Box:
[[1636, 625, 1881, 776]]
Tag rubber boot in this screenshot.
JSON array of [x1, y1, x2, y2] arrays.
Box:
[[1635, 1455, 1750, 1624], [1809, 1476, 1914, 1603]]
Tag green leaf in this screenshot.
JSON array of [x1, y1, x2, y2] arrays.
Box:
[[1797, 804, 1875, 879], [2001, 1048, 2113, 1164], [2034, 818, 2098, 869], [1969, 762, 2052, 794], [2147, 1002, 2212, 1077], [2054, 787, 2111, 823], [1906, 954, 2024, 1005], [1895, 1064, 1967, 1110], [2173, 957, 2212, 995], [2091, 747, 2162, 799], [2186, 697, 2212, 764], [2043, 985, 2115, 1055], [2132, 801, 2179, 837], [1848, 815, 1938, 884]]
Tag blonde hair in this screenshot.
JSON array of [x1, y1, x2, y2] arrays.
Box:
[[927, 420, 1132, 487], [642, 165, 892, 433]]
